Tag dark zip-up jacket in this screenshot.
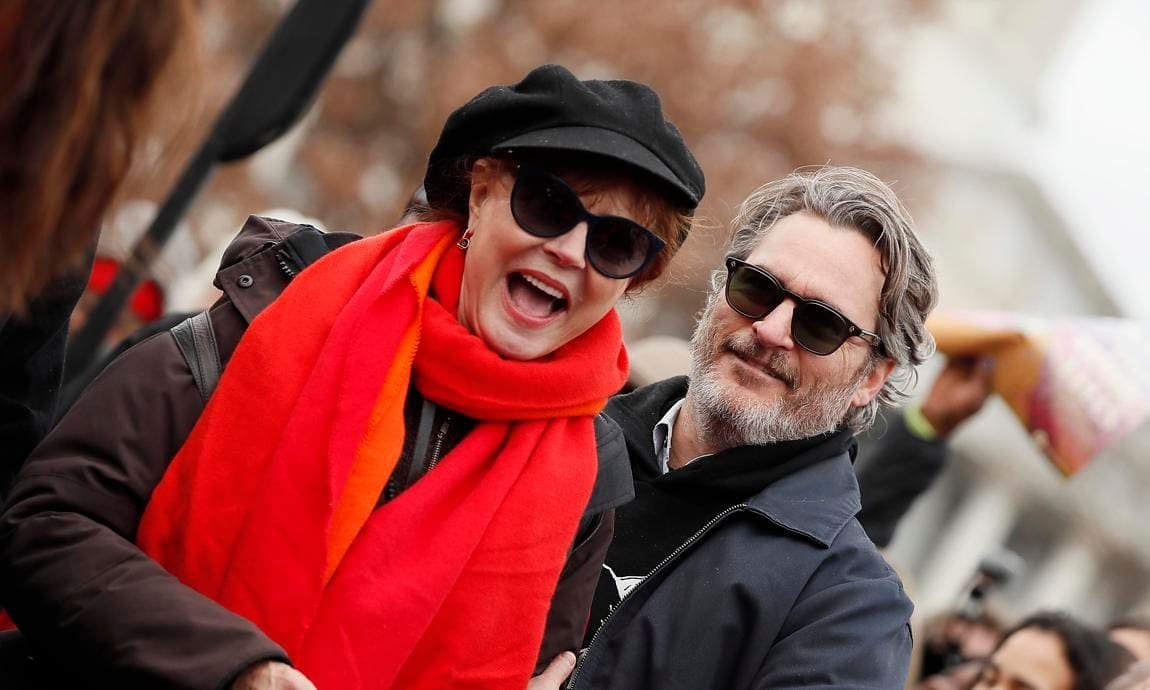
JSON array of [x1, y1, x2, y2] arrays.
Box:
[[0, 216, 632, 690], [569, 377, 913, 690]]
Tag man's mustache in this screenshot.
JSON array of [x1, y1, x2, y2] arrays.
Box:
[[721, 334, 798, 391]]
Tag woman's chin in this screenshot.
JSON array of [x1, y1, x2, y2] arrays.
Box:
[[476, 315, 567, 362], [487, 334, 553, 361], [471, 291, 568, 360]]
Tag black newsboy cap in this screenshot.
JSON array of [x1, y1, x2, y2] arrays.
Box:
[[424, 64, 705, 214]]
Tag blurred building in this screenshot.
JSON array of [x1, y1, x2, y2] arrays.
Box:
[[875, 0, 1150, 624]]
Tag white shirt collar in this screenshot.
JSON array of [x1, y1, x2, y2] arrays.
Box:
[[652, 397, 686, 475]]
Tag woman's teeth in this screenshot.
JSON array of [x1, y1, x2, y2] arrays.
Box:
[[522, 274, 564, 300], [507, 273, 568, 317]]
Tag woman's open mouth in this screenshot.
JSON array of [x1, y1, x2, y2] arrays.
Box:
[[506, 272, 569, 320]]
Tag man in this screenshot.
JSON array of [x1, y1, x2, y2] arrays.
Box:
[[571, 166, 939, 688]]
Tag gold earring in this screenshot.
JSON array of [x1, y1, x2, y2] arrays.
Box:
[[457, 227, 474, 250]]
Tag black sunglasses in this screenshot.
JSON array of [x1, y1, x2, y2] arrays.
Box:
[[724, 256, 884, 356], [509, 167, 665, 280]]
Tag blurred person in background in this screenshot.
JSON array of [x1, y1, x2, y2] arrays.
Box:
[[1107, 661, 1150, 690], [1110, 618, 1150, 661], [916, 608, 1005, 690], [916, 549, 1022, 686], [973, 612, 1136, 690], [919, 661, 986, 690], [565, 167, 938, 689], [0, 65, 704, 690], [0, 1, 196, 495]]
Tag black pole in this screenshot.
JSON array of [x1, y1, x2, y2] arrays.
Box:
[[67, 0, 371, 373], [67, 144, 217, 371]]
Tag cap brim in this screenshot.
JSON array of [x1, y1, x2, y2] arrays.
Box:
[[492, 126, 699, 206]]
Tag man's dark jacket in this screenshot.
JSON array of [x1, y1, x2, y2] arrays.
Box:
[[0, 216, 631, 690], [569, 377, 913, 689]]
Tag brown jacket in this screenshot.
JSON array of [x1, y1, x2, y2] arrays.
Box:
[[0, 216, 631, 690]]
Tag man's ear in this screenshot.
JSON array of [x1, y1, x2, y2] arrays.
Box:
[[851, 356, 895, 408]]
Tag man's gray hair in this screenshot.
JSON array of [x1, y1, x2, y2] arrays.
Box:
[[720, 165, 939, 432]]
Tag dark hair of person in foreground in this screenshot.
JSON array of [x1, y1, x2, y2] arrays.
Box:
[[0, 1, 197, 313]]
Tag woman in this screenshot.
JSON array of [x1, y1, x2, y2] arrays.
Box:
[[973, 612, 1135, 690], [0, 64, 704, 690], [0, 0, 196, 495]]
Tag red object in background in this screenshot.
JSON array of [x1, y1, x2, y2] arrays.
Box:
[[88, 257, 165, 322]]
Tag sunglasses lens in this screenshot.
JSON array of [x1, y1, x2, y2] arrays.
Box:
[[725, 258, 862, 356], [793, 303, 849, 355], [511, 174, 581, 238], [726, 264, 784, 318], [587, 218, 654, 278]]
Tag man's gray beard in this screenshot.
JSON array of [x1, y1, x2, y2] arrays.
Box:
[[687, 296, 868, 450]]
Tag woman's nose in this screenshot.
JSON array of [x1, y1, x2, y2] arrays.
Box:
[[542, 223, 587, 270], [750, 299, 796, 350]]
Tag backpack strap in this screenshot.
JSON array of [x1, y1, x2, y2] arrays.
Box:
[[171, 311, 222, 405]]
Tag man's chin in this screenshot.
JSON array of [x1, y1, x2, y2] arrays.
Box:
[[693, 376, 853, 447], [691, 379, 778, 446]]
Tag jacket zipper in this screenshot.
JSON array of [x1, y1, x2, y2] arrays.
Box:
[[383, 402, 447, 502], [566, 503, 750, 689], [276, 251, 299, 278], [426, 416, 451, 472]]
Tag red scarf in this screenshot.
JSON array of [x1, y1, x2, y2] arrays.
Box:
[[136, 221, 628, 689]]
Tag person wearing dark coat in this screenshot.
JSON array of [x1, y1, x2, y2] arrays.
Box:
[[0, 215, 637, 689], [0, 269, 87, 497], [563, 166, 940, 690], [0, 2, 195, 496], [1, 65, 704, 690]]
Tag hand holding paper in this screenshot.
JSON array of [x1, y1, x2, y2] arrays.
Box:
[[928, 311, 1150, 476]]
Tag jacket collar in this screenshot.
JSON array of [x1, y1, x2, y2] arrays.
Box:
[[214, 215, 360, 324], [744, 447, 861, 548], [607, 376, 862, 548]]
